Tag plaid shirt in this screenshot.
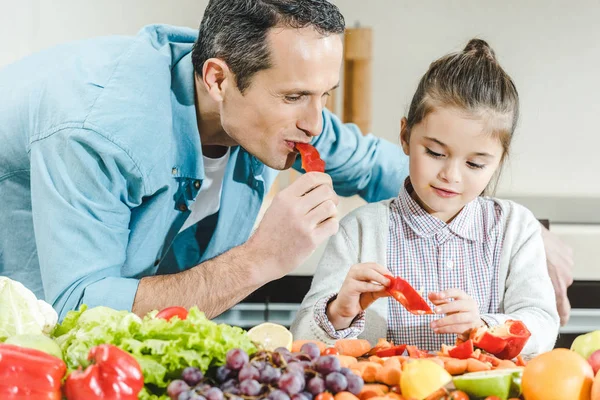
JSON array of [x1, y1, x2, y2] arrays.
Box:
[[315, 182, 504, 351]]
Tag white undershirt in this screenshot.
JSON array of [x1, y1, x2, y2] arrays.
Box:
[[179, 148, 230, 233]]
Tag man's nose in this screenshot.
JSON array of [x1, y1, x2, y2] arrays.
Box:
[[297, 100, 323, 137]]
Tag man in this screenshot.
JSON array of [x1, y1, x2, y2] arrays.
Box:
[[0, 0, 573, 324]]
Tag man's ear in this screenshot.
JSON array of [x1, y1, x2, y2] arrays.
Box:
[[200, 58, 232, 103], [400, 117, 410, 155]]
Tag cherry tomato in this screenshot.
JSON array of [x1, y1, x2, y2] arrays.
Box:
[[321, 347, 339, 356], [155, 306, 188, 321], [447, 391, 470, 400], [315, 393, 334, 400]]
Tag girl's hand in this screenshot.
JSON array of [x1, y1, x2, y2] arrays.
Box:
[[428, 289, 484, 338], [327, 263, 391, 330]]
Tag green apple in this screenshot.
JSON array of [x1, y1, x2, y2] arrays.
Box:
[[571, 330, 600, 360], [5, 334, 63, 359]]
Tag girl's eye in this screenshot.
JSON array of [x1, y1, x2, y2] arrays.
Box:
[[467, 161, 485, 169], [425, 148, 444, 158]]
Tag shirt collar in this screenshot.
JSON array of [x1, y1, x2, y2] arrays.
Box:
[[396, 179, 484, 242]]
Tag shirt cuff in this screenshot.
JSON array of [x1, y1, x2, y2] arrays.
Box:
[[313, 293, 366, 340]]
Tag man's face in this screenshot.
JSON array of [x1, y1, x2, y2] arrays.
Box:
[[220, 27, 343, 170]]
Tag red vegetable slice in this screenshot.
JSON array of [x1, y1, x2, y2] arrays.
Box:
[[295, 142, 325, 173], [155, 306, 188, 321], [384, 274, 433, 315]]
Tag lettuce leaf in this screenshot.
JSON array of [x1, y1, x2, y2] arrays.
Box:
[[52, 305, 255, 396]]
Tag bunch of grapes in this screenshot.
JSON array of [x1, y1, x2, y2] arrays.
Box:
[[167, 343, 364, 400]]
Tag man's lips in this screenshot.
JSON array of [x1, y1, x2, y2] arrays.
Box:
[[432, 186, 460, 197], [285, 140, 310, 151]]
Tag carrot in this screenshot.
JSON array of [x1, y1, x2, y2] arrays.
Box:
[[368, 355, 385, 365], [443, 358, 468, 375], [427, 357, 445, 369], [495, 359, 518, 369], [358, 384, 389, 400], [336, 355, 359, 368], [375, 358, 402, 386], [335, 339, 372, 358], [291, 340, 327, 353], [467, 358, 492, 372], [383, 394, 405, 400], [353, 361, 383, 383], [334, 392, 360, 400], [424, 387, 449, 400]]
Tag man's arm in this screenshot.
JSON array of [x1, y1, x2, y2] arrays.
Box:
[[296, 109, 409, 202], [133, 172, 341, 318]]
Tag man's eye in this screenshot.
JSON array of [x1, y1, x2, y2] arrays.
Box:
[[467, 161, 485, 169], [425, 148, 444, 158], [285, 95, 302, 102]]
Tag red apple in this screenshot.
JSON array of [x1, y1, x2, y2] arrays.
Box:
[[589, 349, 600, 375]]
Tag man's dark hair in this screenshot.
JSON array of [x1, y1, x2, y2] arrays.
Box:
[[192, 0, 345, 93]]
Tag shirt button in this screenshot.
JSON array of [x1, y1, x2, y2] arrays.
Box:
[[178, 204, 188, 212], [194, 180, 201, 189], [446, 260, 454, 269], [171, 167, 178, 175]]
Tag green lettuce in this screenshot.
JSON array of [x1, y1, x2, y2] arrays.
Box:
[[52, 305, 255, 398]]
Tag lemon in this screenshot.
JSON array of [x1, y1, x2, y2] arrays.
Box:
[[401, 359, 452, 399], [246, 322, 293, 351]]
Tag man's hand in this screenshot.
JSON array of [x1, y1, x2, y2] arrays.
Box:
[[541, 225, 574, 326], [246, 172, 340, 282], [327, 263, 391, 330], [429, 289, 484, 337]]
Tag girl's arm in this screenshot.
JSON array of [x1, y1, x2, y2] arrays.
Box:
[[481, 202, 560, 356], [290, 224, 364, 343]]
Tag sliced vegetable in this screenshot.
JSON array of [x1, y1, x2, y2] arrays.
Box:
[[295, 142, 326, 172], [406, 345, 430, 358], [64, 344, 143, 400], [0, 343, 66, 400], [384, 274, 433, 315], [448, 339, 474, 360], [335, 339, 372, 358], [375, 344, 407, 358], [470, 320, 531, 360], [155, 306, 188, 321]]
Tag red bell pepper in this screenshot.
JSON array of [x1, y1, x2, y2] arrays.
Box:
[[384, 274, 433, 315], [469, 320, 531, 360], [295, 142, 326, 173], [448, 339, 474, 360], [64, 344, 144, 400], [0, 343, 66, 400], [406, 345, 430, 358], [155, 306, 188, 321], [375, 344, 407, 358]]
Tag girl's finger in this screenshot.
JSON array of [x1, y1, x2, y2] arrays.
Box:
[[439, 288, 470, 300], [432, 312, 477, 328], [350, 264, 391, 286], [433, 323, 475, 335], [434, 299, 477, 315]]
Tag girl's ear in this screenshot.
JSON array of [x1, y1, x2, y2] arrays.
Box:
[[400, 117, 410, 155]]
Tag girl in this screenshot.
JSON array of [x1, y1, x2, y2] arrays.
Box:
[[290, 39, 560, 354]]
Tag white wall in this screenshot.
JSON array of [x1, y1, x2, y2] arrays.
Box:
[[2, 0, 598, 278]]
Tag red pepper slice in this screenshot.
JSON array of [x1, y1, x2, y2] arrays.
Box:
[[321, 347, 339, 356], [64, 344, 144, 400], [295, 142, 326, 173], [469, 320, 531, 360], [375, 344, 407, 358], [448, 339, 474, 360], [384, 274, 433, 315], [0, 343, 66, 400], [406, 345, 430, 358], [155, 306, 188, 321]]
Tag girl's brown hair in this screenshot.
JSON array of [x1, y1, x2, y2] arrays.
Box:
[[405, 39, 519, 194]]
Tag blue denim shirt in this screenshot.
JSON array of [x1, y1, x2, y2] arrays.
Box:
[[0, 25, 408, 320]]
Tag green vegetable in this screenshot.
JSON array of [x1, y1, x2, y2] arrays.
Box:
[[0, 276, 58, 341], [52, 305, 255, 399], [5, 334, 63, 359]]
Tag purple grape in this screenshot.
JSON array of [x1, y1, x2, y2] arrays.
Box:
[[314, 356, 341, 375], [220, 379, 238, 392], [167, 380, 190, 399], [292, 393, 311, 400], [269, 389, 292, 400], [204, 388, 224, 400], [226, 349, 249, 370], [182, 367, 204, 386], [238, 364, 260, 381], [286, 362, 305, 375], [187, 392, 206, 400], [195, 384, 212, 394], [272, 351, 286, 366], [325, 372, 348, 394], [251, 359, 267, 370], [301, 391, 314, 399], [278, 372, 305, 395], [260, 364, 282, 384], [275, 347, 292, 355], [177, 391, 192, 400], [215, 366, 232, 383], [300, 343, 321, 360], [340, 367, 352, 377], [239, 379, 262, 396], [306, 376, 325, 395], [346, 374, 364, 395]]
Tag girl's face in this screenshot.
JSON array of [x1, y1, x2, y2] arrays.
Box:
[[401, 107, 505, 223]]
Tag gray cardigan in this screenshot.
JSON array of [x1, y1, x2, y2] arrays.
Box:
[[290, 198, 560, 356]]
